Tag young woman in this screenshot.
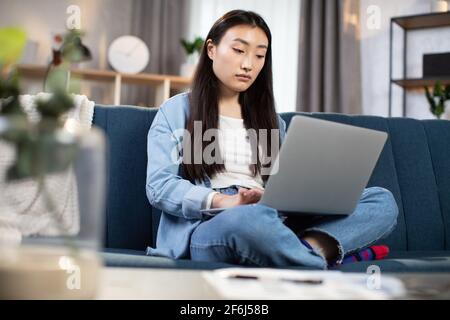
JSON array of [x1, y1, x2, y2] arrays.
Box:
[[145, 10, 398, 269]]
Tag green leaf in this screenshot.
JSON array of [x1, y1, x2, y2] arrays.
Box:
[[61, 30, 90, 62], [0, 27, 27, 65], [0, 72, 26, 117], [1, 27, 83, 182], [67, 74, 81, 94], [425, 81, 449, 118], [0, 115, 29, 144], [425, 86, 434, 105], [3, 118, 79, 182], [6, 137, 36, 180], [433, 81, 443, 97], [45, 67, 69, 92], [180, 37, 205, 55], [193, 37, 205, 53], [36, 89, 74, 120], [445, 85, 450, 100], [180, 39, 194, 54]]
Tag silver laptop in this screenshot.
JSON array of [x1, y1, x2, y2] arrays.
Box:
[[200, 115, 387, 216]]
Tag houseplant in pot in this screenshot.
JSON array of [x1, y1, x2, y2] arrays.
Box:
[[0, 28, 106, 299], [179, 36, 204, 78], [425, 81, 450, 119]]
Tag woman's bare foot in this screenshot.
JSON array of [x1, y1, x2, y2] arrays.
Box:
[[302, 231, 340, 264]]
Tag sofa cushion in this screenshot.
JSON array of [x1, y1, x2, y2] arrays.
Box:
[[93, 105, 450, 273], [102, 248, 237, 270], [333, 251, 450, 273], [102, 249, 450, 273], [280, 113, 408, 250], [281, 113, 450, 252], [422, 121, 450, 249], [387, 119, 445, 250], [93, 105, 156, 250]]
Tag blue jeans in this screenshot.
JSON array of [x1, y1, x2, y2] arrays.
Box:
[[189, 186, 399, 269]]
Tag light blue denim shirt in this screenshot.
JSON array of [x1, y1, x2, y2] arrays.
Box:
[[145, 92, 287, 259]]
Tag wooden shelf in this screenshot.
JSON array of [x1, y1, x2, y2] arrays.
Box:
[[16, 64, 192, 107], [392, 12, 450, 30], [392, 77, 450, 89], [389, 12, 450, 116]]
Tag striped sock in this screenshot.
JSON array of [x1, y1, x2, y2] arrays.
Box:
[[341, 245, 390, 264]]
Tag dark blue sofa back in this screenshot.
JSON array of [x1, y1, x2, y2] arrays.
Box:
[[93, 105, 450, 253]]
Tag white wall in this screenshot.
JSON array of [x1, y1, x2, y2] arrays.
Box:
[[0, 0, 133, 103], [0, 0, 133, 69], [186, 0, 300, 113], [360, 0, 450, 118], [10, 0, 443, 118], [0, 0, 300, 111]]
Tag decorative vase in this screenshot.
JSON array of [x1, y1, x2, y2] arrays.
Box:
[[442, 100, 450, 120], [180, 52, 199, 78], [0, 120, 106, 299], [430, 0, 448, 12]]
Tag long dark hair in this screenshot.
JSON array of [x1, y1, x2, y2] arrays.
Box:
[[182, 10, 279, 184]]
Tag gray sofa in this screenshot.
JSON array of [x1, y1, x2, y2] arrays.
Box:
[[94, 104, 450, 273]]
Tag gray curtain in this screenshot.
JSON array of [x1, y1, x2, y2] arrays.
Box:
[[126, 0, 189, 107], [296, 0, 362, 114]]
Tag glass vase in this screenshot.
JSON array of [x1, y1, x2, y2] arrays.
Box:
[[0, 118, 106, 299]]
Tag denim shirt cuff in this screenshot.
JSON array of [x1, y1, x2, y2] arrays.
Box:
[[182, 185, 213, 220]]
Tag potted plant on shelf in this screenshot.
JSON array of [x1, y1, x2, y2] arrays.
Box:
[[179, 36, 204, 78], [0, 27, 105, 299], [424, 81, 450, 119]]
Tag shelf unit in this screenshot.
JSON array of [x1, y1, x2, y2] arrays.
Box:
[[16, 64, 192, 107], [392, 77, 450, 88], [388, 11, 450, 117]]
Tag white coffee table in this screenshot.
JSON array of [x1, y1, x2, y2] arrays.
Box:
[[97, 267, 450, 300], [97, 267, 220, 300]]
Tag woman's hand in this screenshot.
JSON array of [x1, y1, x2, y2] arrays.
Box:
[[211, 187, 264, 209]]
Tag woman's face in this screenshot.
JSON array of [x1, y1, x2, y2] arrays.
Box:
[[207, 25, 269, 95]]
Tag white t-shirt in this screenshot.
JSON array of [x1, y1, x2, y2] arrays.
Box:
[[204, 115, 264, 209]]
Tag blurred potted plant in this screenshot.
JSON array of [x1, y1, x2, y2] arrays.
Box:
[[0, 27, 105, 299], [179, 36, 204, 78], [424, 81, 450, 119], [44, 29, 92, 91]]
